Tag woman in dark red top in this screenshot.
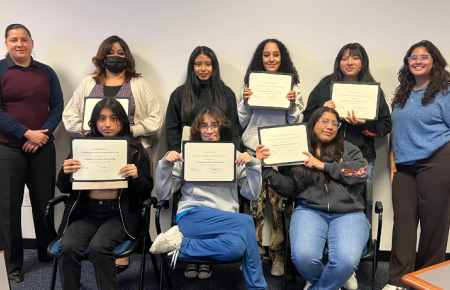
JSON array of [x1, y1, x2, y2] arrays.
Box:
[[0, 23, 64, 283]]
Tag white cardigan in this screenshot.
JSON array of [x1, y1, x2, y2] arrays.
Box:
[[62, 75, 162, 148]]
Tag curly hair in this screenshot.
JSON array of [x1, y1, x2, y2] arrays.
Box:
[[190, 107, 233, 142], [243, 39, 300, 86], [324, 43, 376, 84], [291, 107, 344, 190], [392, 40, 450, 109], [91, 35, 141, 84]]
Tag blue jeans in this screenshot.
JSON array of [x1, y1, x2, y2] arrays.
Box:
[[177, 207, 267, 290], [290, 205, 369, 290]]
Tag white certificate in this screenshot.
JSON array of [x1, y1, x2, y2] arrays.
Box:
[[71, 137, 129, 189], [331, 82, 380, 120], [247, 71, 293, 110], [82, 97, 130, 132], [258, 123, 309, 167], [182, 142, 236, 183]]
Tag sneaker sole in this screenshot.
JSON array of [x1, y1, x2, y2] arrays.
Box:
[[198, 272, 212, 279], [184, 272, 198, 279]]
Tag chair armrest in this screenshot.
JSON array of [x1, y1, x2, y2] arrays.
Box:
[[143, 197, 158, 210], [45, 195, 68, 239], [142, 197, 158, 233], [155, 200, 170, 210], [375, 201, 383, 214], [155, 200, 170, 235]]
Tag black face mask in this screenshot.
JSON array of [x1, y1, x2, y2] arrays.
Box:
[[103, 56, 127, 73]]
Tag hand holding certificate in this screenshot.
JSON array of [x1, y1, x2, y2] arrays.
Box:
[[246, 71, 294, 110], [181, 141, 236, 184], [70, 137, 129, 189], [331, 81, 380, 120], [257, 123, 309, 167]]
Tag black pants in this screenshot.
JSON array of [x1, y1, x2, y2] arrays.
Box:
[[0, 142, 55, 273], [389, 142, 450, 286], [58, 198, 127, 290]]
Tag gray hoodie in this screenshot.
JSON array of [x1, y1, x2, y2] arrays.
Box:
[[156, 151, 262, 215]]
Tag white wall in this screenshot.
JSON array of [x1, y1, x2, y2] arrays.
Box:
[[3, 0, 450, 251]]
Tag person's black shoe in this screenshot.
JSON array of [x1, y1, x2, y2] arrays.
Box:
[[116, 263, 129, 274], [8, 270, 24, 283]]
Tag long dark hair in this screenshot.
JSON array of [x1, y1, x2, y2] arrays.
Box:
[[243, 39, 300, 86], [392, 40, 450, 109], [324, 43, 375, 84], [91, 35, 141, 84], [291, 107, 344, 190], [181, 46, 228, 124], [189, 107, 233, 141], [87, 98, 146, 161]]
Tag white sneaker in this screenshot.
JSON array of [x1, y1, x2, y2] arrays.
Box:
[[271, 261, 284, 276], [382, 284, 406, 290], [342, 273, 358, 289], [198, 264, 212, 279], [184, 264, 198, 278], [150, 225, 183, 254], [304, 281, 312, 290]]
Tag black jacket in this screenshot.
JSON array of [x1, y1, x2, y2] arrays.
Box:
[[56, 147, 153, 239], [263, 142, 368, 213], [165, 84, 240, 153], [303, 77, 392, 163]]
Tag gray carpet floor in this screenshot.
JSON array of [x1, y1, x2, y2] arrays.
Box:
[[10, 250, 390, 289]]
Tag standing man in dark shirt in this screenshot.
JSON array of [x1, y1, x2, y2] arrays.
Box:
[[0, 24, 64, 283]]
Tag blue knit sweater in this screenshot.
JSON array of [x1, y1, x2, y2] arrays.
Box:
[[392, 86, 450, 164]]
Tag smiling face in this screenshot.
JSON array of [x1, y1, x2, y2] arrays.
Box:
[[262, 42, 281, 72], [193, 54, 213, 83], [199, 114, 221, 141], [339, 49, 362, 81], [5, 28, 34, 66], [408, 46, 434, 81], [96, 108, 122, 137], [314, 111, 339, 146]]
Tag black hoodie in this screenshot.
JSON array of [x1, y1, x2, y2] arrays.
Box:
[[303, 77, 392, 163]]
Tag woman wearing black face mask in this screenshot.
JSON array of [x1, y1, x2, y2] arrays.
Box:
[[62, 35, 162, 270]]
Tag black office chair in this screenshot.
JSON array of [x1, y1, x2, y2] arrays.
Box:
[[154, 189, 258, 290], [45, 195, 160, 290], [280, 178, 383, 290]]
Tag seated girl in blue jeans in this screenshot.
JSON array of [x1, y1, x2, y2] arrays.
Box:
[[256, 107, 369, 290], [151, 107, 267, 290]]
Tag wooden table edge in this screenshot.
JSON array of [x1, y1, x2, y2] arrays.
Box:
[[401, 260, 450, 290]]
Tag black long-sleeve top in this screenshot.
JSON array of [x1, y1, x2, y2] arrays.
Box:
[[303, 77, 392, 163], [165, 84, 240, 153]]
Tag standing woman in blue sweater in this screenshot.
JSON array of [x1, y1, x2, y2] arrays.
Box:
[[384, 40, 450, 290]]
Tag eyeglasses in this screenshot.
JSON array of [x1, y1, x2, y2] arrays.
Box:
[[198, 123, 219, 131], [318, 118, 341, 129], [407, 55, 432, 63]]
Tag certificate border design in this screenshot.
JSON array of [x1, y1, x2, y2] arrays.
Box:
[[82, 97, 131, 132], [257, 122, 310, 167], [246, 71, 294, 110], [70, 137, 130, 183], [330, 81, 380, 121], [181, 141, 237, 184]]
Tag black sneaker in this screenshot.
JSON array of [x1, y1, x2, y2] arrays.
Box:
[[198, 264, 212, 279], [184, 264, 198, 278]]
